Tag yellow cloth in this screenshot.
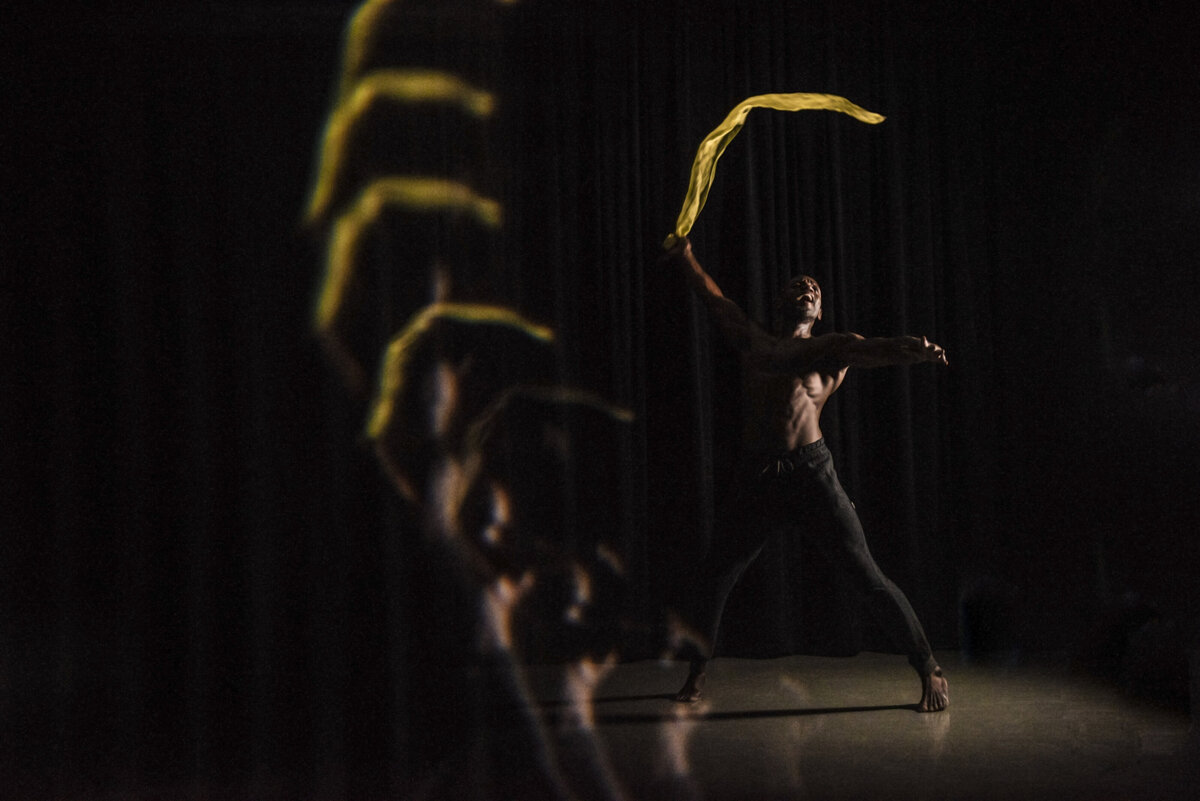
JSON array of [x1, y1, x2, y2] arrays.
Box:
[[665, 93, 885, 248], [367, 302, 555, 440]]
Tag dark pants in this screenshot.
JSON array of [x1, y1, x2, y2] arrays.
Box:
[[683, 439, 938, 677]]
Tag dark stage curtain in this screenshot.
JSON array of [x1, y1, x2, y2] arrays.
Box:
[[500, 0, 995, 659], [8, 0, 1200, 797]]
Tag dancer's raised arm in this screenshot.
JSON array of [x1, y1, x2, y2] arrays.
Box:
[[661, 237, 772, 353]]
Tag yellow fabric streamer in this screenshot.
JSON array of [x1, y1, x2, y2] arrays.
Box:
[[316, 177, 502, 336], [306, 69, 496, 226], [367, 302, 556, 440], [664, 93, 885, 248]]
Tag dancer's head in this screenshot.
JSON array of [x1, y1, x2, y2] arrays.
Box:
[[774, 275, 822, 335]]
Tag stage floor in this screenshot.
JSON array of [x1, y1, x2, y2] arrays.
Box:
[[526, 651, 1197, 801]]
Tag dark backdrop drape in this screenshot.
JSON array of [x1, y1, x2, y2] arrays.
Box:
[[7, 0, 1200, 796]]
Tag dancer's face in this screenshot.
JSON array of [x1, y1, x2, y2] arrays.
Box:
[[778, 275, 822, 325]]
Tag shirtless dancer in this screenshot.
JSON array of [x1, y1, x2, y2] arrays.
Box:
[[664, 237, 949, 712]]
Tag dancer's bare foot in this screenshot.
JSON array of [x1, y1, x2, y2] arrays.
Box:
[[674, 671, 705, 703], [918, 668, 948, 712]]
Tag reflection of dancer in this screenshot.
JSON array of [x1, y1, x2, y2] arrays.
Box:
[[663, 237, 949, 712], [369, 308, 640, 800]]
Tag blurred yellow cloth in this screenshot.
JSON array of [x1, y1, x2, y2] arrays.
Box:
[[665, 93, 884, 249]]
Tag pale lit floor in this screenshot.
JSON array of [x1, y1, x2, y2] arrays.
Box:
[[527, 652, 1198, 801]]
